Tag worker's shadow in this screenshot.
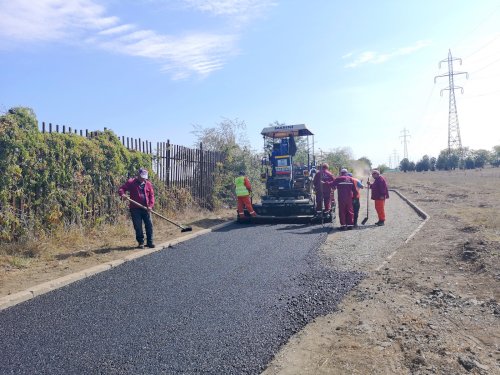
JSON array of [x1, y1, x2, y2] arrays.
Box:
[[55, 246, 133, 260], [351, 224, 378, 230], [276, 224, 333, 234], [94, 246, 136, 254]]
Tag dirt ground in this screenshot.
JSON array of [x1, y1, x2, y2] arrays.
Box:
[[264, 168, 500, 374], [1, 170, 499, 374]]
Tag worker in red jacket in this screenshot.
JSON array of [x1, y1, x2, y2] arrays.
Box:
[[313, 163, 335, 213], [328, 168, 358, 230], [235, 171, 257, 219], [118, 168, 155, 248], [367, 169, 389, 226]]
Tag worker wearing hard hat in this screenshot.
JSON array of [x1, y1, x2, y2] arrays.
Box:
[[235, 171, 257, 219]]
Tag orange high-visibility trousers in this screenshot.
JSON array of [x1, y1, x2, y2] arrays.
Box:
[[237, 196, 256, 217], [374, 199, 386, 221]]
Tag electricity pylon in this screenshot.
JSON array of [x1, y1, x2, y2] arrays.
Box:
[[434, 49, 469, 155], [400, 128, 411, 159]]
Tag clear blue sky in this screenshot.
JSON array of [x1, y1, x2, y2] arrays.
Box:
[[1, 0, 499, 168]]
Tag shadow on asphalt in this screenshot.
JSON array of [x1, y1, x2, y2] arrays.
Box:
[[54, 246, 134, 260], [187, 218, 228, 229], [214, 221, 332, 234], [275, 224, 332, 234]]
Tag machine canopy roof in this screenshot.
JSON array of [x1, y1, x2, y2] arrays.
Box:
[[260, 124, 314, 138]]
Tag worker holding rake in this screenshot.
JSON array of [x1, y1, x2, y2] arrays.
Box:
[[119, 168, 155, 248], [367, 169, 389, 226]]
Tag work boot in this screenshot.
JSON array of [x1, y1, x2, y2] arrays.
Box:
[[375, 221, 385, 226], [136, 243, 145, 249], [146, 243, 155, 248]]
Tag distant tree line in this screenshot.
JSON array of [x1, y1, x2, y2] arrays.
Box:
[[399, 146, 500, 172]]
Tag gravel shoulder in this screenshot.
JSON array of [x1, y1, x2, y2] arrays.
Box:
[[263, 169, 500, 375]]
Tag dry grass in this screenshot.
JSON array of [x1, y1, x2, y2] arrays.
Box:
[[0, 207, 234, 270], [388, 167, 500, 242]]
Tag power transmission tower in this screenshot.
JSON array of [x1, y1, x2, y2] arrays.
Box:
[[400, 128, 411, 159], [434, 49, 469, 155], [392, 149, 399, 166]]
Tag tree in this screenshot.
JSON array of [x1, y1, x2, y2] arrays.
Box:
[[472, 149, 491, 168], [399, 158, 411, 172], [464, 157, 475, 169], [317, 147, 353, 174], [192, 118, 264, 208], [377, 164, 389, 174], [415, 155, 430, 172], [492, 145, 500, 167], [357, 156, 372, 170], [290, 136, 310, 166], [430, 157, 437, 171], [436, 149, 459, 170]]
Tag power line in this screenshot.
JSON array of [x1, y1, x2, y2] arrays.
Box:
[[469, 56, 500, 74], [463, 32, 500, 60], [450, 3, 500, 52]]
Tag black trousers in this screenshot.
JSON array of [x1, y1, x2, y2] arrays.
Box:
[[130, 208, 153, 245], [352, 198, 360, 225]]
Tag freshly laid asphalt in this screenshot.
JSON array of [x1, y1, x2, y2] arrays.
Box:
[[0, 222, 364, 374]]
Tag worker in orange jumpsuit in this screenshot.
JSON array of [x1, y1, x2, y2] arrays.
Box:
[[235, 171, 257, 218], [367, 169, 389, 226]]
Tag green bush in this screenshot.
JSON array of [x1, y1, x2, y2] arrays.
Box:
[[0, 107, 192, 243]]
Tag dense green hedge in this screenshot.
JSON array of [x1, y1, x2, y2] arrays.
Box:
[[0, 107, 191, 242]]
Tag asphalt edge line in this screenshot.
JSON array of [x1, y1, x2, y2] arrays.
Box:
[[374, 189, 430, 272], [0, 220, 235, 311]]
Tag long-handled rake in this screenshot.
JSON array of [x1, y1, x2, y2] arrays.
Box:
[[123, 196, 192, 232], [361, 177, 370, 225]]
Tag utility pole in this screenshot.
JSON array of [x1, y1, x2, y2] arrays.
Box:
[[388, 155, 392, 169], [392, 149, 399, 167], [434, 49, 469, 156], [400, 128, 411, 160]]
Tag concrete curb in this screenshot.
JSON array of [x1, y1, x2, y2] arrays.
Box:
[[0, 220, 235, 311], [389, 189, 430, 244], [374, 189, 430, 272]]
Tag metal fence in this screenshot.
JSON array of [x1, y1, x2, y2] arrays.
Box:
[[40, 122, 224, 208]]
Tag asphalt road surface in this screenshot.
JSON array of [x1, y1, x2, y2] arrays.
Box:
[[1, 195, 420, 374]]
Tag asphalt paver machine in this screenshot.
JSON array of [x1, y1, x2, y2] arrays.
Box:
[[239, 123, 332, 223]]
